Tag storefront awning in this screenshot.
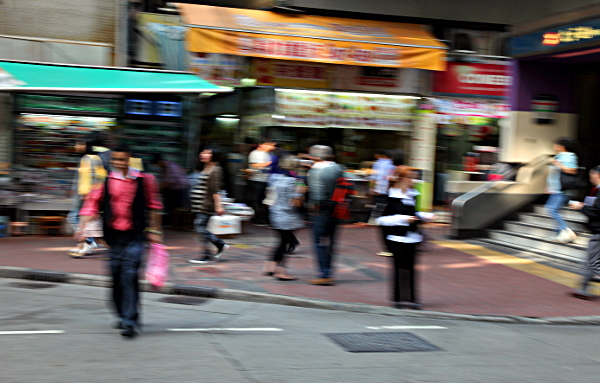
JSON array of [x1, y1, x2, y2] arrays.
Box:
[[0, 61, 232, 93], [176, 3, 447, 71]]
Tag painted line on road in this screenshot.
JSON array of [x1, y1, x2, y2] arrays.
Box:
[[167, 327, 284, 332], [365, 326, 447, 330], [0, 330, 65, 335]]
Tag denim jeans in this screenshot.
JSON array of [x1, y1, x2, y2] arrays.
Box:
[[545, 193, 568, 233], [312, 210, 339, 279], [108, 232, 145, 329], [194, 213, 225, 257]]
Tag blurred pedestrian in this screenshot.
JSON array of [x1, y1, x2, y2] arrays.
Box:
[[546, 137, 579, 243], [307, 145, 343, 286], [247, 139, 276, 225], [67, 132, 108, 257], [262, 155, 305, 280], [188, 147, 229, 264], [375, 166, 435, 310], [151, 154, 190, 226], [370, 149, 396, 257], [76, 143, 163, 338], [569, 165, 600, 300]]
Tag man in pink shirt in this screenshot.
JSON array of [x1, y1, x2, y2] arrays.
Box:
[[76, 143, 163, 338]]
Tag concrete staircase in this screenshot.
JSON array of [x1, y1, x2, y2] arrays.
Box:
[[476, 205, 590, 268]]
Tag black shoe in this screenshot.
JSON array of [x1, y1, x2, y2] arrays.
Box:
[[112, 321, 125, 330], [287, 241, 300, 254], [121, 326, 136, 338], [214, 243, 229, 260]]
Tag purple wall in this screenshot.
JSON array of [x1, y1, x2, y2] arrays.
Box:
[[510, 61, 576, 113]]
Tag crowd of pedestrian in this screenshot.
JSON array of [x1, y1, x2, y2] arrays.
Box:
[[65, 130, 600, 338]]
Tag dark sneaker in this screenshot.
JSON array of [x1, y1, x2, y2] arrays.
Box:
[[120, 326, 137, 338], [214, 244, 229, 260], [570, 289, 595, 300]]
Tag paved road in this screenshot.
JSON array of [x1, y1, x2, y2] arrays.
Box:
[[2, 281, 600, 382]]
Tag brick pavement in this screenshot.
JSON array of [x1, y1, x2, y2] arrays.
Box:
[[1, 223, 600, 318]]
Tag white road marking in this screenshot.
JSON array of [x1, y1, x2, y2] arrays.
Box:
[[167, 327, 284, 332], [365, 326, 447, 330], [0, 330, 65, 335]]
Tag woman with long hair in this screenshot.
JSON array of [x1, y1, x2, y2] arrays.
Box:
[[262, 155, 305, 280], [188, 147, 229, 264], [375, 166, 435, 309], [546, 137, 580, 243]]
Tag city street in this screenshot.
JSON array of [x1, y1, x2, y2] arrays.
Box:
[[2, 281, 600, 382]]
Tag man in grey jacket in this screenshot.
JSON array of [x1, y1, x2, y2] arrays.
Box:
[[307, 145, 343, 286]]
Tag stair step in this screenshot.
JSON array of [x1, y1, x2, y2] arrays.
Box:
[[518, 213, 589, 232], [488, 229, 587, 262], [474, 238, 585, 269], [533, 204, 588, 221], [503, 221, 590, 246]]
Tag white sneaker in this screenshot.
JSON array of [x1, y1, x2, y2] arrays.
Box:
[[556, 228, 577, 243]]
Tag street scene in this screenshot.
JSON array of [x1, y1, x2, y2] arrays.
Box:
[[4, 0, 600, 382]]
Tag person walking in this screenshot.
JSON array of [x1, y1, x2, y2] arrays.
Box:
[[151, 154, 190, 226], [188, 147, 229, 264], [262, 155, 305, 281], [247, 139, 276, 225], [307, 145, 343, 286], [375, 166, 435, 310], [545, 137, 580, 243], [569, 165, 600, 300], [76, 143, 163, 338], [370, 149, 396, 257], [67, 132, 108, 257]]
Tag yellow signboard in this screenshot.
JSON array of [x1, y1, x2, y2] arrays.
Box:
[[176, 3, 446, 70]]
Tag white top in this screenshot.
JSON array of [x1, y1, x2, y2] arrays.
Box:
[[248, 150, 272, 182], [375, 187, 435, 243]]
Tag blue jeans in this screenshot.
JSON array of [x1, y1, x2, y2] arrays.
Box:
[[545, 193, 568, 232], [312, 210, 339, 279], [108, 232, 145, 329], [194, 213, 225, 257]]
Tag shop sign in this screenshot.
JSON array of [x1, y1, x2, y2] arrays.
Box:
[[189, 53, 250, 87], [15, 94, 119, 114], [332, 66, 428, 94], [432, 62, 511, 97], [531, 94, 558, 124], [252, 58, 331, 88], [431, 98, 509, 118], [511, 17, 600, 56]]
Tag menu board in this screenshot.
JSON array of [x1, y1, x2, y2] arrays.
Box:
[[275, 90, 329, 128]]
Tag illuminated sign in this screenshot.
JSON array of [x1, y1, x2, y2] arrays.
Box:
[[511, 17, 600, 56]]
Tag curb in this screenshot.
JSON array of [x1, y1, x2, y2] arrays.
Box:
[[2, 266, 600, 325]]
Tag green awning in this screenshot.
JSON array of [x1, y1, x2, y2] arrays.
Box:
[[0, 61, 231, 93]]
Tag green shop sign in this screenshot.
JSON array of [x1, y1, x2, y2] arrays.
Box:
[[16, 94, 120, 114]]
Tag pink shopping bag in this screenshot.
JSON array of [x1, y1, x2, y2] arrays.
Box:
[[145, 243, 170, 288]]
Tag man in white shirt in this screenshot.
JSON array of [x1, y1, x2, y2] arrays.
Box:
[[248, 139, 276, 225]]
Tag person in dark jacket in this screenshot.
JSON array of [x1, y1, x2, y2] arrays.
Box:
[[375, 166, 435, 309], [569, 165, 600, 299]]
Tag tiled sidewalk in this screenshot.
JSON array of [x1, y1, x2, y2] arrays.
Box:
[[1, 223, 599, 318]]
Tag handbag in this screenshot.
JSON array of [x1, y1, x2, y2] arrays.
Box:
[[145, 243, 170, 289], [560, 168, 588, 190]]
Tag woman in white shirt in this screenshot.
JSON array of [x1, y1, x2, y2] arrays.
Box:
[[375, 166, 435, 309]]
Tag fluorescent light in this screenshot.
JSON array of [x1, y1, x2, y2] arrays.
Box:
[[216, 117, 239, 122], [271, 115, 286, 119], [219, 114, 238, 118]]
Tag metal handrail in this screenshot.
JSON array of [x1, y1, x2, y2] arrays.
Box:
[[451, 154, 550, 238]]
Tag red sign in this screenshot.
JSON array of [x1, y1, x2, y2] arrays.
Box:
[[432, 62, 511, 97]]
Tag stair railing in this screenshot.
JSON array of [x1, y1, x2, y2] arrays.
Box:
[[450, 154, 551, 238]]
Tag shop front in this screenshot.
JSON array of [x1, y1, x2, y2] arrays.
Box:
[[508, 13, 600, 168], [430, 60, 511, 203], [0, 60, 229, 233], [176, 3, 447, 209]]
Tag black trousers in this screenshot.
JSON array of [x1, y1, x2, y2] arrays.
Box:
[[386, 240, 418, 303], [272, 229, 296, 265], [248, 180, 269, 224]]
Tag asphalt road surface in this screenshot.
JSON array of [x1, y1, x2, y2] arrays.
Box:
[[1, 280, 599, 382]]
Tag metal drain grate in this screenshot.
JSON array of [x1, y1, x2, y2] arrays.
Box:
[[7, 282, 58, 289], [159, 296, 209, 305], [325, 332, 442, 353]]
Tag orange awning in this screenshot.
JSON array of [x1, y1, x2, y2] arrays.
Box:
[[176, 3, 447, 71]]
